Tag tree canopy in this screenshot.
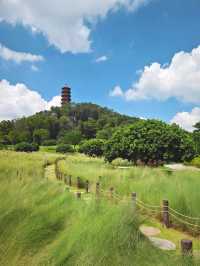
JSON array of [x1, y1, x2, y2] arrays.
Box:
[[0, 103, 137, 145], [104, 120, 196, 164]]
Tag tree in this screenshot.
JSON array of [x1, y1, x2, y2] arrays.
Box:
[[104, 120, 196, 163], [81, 119, 97, 139], [58, 130, 83, 145], [193, 122, 200, 155], [79, 139, 105, 157], [33, 129, 49, 145]]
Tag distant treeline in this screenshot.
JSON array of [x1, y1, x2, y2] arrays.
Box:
[[0, 103, 137, 146], [1, 102, 200, 164]]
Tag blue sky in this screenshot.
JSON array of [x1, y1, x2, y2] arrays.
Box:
[[0, 0, 200, 131]]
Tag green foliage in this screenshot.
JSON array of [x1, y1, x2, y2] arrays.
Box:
[[33, 129, 49, 145], [104, 120, 196, 163], [56, 144, 74, 153], [14, 142, 39, 152], [42, 139, 57, 146], [96, 127, 115, 140], [0, 103, 137, 146], [189, 156, 200, 168], [79, 139, 105, 157], [58, 130, 82, 145], [0, 144, 7, 150], [193, 131, 200, 155]]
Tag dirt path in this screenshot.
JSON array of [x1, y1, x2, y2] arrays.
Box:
[[45, 164, 56, 181]]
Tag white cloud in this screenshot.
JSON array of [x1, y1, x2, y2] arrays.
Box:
[[95, 55, 108, 63], [109, 85, 124, 97], [0, 79, 60, 121], [0, 43, 44, 64], [0, 0, 151, 54], [171, 107, 200, 132], [111, 45, 200, 104], [46, 96, 61, 110], [31, 65, 39, 72]]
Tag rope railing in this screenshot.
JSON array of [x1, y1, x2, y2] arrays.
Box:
[[136, 199, 160, 209], [169, 211, 200, 230], [168, 206, 200, 221], [55, 162, 200, 234]]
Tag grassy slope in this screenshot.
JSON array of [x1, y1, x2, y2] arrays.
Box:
[[59, 154, 200, 227], [0, 151, 196, 265]]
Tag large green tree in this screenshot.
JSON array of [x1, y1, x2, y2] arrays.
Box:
[[104, 120, 196, 163]]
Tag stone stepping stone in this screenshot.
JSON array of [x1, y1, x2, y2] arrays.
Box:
[[140, 225, 161, 237], [149, 237, 176, 251]]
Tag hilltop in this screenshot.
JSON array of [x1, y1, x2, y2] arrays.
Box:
[[0, 103, 138, 145]]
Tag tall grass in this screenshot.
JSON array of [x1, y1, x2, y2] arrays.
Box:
[[0, 151, 195, 265], [59, 154, 200, 222]]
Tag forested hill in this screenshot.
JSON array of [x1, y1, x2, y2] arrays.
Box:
[[0, 103, 139, 145]]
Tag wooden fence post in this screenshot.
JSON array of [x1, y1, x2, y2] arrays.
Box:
[[110, 187, 114, 199], [77, 177, 81, 189], [76, 192, 81, 199], [181, 239, 193, 257], [69, 175, 72, 186], [85, 180, 89, 193], [162, 199, 170, 228], [96, 182, 100, 196], [132, 192, 137, 207]]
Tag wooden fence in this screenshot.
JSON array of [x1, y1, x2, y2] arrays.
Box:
[[54, 159, 197, 256]]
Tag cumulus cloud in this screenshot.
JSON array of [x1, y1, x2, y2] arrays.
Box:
[[0, 43, 44, 64], [171, 107, 200, 132], [95, 55, 108, 63], [0, 0, 151, 54], [31, 65, 39, 72], [111, 45, 200, 104], [109, 85, 124, 97], [0, 79, 60, 121], [46, 96, 61, 110]]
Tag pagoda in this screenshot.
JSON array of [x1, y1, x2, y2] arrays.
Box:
[[61, 85, 71, 106]]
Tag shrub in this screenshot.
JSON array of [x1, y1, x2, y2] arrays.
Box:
[[0, 144, 7, 150], [79, 139, 105, 157], [190, 156, 200, 168], [56, 144, 74, 154], [104, 120, 196, 163], [42, 139, 57, 146], [14, 142, 39, 152]]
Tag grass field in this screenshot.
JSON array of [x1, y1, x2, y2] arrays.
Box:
[[58, 154, 200, 231], [1, 151, 196, 265]]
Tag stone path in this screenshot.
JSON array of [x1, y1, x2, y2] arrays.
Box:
[[149, 237, 176, 251], [139, 225, 176, 251], [139, 225, 161, 237]]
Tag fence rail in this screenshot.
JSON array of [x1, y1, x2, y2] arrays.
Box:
[[54, 160, 200, 236]]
